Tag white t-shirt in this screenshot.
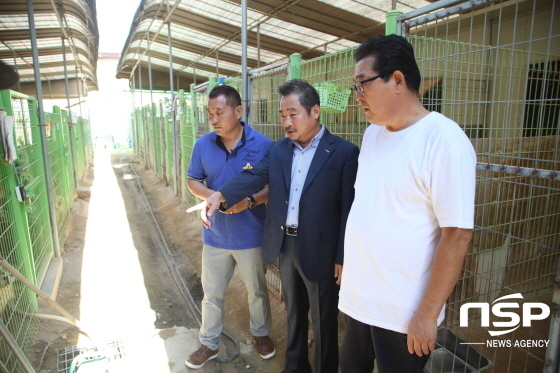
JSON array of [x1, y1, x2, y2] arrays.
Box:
[[339, 112, 476, 333]]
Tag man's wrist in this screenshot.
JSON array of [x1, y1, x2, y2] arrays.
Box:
[[414, 309, 439, 321], [212, 191, 225, 202], [247, 195, 256, 209]]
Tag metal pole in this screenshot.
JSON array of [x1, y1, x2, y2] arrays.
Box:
[[47, 79, 53, 99], [131, 74, 137, 152], [12, 50, 21, 92], [139, 63, 143, 108], [75, 68, 88, 165], [190, 83, 198, 134], [139, 63, 147, 166], [257, 24, 260, 69], [74, 66, 83, 119], [216, 49, 219, 78], [27, 0, 61, 258], [208, 76, 217, 92], [148, 32, 156, 170], [0, 319, 36, 373], [61, 36, 79, 188], [241, 0, 248, 123], [289, 53, 302, 80], [386, 11, 404, 36], [148, 33, 153, 105], [166, 0, 179, 196], [131, 76, 136, 109]]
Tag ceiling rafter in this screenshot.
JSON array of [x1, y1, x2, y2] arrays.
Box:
[[117, 0, 434, 89], [0, 0, 99, 97], [176, 0, 305, 74]]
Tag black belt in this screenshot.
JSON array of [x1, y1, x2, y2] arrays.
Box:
[[282, 225, 298, 236]]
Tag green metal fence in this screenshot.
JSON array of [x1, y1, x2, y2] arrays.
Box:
[[47, 108, 75, 247], [179, 90, 197, 207], [0, 92, 39, 372], [0, 89, 92, 371], [249, 64, 289, 141], [8, 93, 53, 287], [131, 91, 198, 208]]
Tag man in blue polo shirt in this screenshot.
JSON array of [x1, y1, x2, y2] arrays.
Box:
[[185, 85, 275, 369]]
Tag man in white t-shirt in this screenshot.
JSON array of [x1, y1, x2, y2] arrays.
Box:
[[338, 35, 476, 372]]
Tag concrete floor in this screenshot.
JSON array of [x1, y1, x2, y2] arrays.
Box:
[[69, 149, 199, 372], [32, 149, 279, 373]]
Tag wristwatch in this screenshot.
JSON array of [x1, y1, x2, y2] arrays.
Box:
[[247, 195, 257, 209]]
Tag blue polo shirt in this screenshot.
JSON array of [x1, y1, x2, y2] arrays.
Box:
[[187, 122, 272, 250]]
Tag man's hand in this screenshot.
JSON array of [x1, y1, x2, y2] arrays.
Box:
[[186, 192, 223, 228], [222, 198, 249, 214], [406, 312, 437, 357], [334, 264, 343, 285]]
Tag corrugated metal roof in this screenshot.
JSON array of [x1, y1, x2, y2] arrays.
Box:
[[0, 0, 99, 95], [117, 0, 432, 89]]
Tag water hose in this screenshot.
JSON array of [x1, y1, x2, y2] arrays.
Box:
[[127, 162, 241, 363], [0, 318, 36, 373], [0, 256, 91, 340]]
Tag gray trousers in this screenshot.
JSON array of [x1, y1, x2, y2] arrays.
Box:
[[199, 244, 272, 349]]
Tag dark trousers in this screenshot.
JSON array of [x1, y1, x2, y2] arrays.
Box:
[[279, 235, 339, 373], [340, 314, 430, 373]]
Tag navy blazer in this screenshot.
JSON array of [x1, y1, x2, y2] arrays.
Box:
[[220, 128, 359, 281]]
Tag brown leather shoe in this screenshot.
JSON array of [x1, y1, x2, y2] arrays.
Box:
[[185, 344, 218, 369], [253, 335, 276, 359]]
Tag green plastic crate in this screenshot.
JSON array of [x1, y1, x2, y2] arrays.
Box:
[[313, 82, 352, 113]]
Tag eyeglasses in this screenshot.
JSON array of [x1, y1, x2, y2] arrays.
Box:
[[351, 73, 390, 94]]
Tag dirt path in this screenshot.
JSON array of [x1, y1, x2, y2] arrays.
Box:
[[31, 149, 287, 373]]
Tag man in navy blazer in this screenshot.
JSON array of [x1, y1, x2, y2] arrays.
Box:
[[188, 79, 359, 373]]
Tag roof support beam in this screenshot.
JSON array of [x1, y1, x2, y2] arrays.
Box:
[[148, 32, 157, 171], [61, 35, 79, 188], [11, 49, 21, 92], [241, 0, 248, 123], [53, 0, 96, 90], [177, 0, 304, 74], [257, 24, 260, 69], [121, 1, 166, 77], [166, 0, 180, 196], [27, 0, 61, 258], [127, 0, 183, 79]]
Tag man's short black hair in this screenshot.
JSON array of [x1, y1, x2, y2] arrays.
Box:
[[0, 61, 19, 90], [208, 84, 242, 108], [278, 79, 320, 115], [354, 35, 421, 95]]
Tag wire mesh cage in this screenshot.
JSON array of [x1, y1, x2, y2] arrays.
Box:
[[300, 47, 366, 147], [11, 96, 54, 287], [250, 64, 289, 140], [403, 0, 560, 371]]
